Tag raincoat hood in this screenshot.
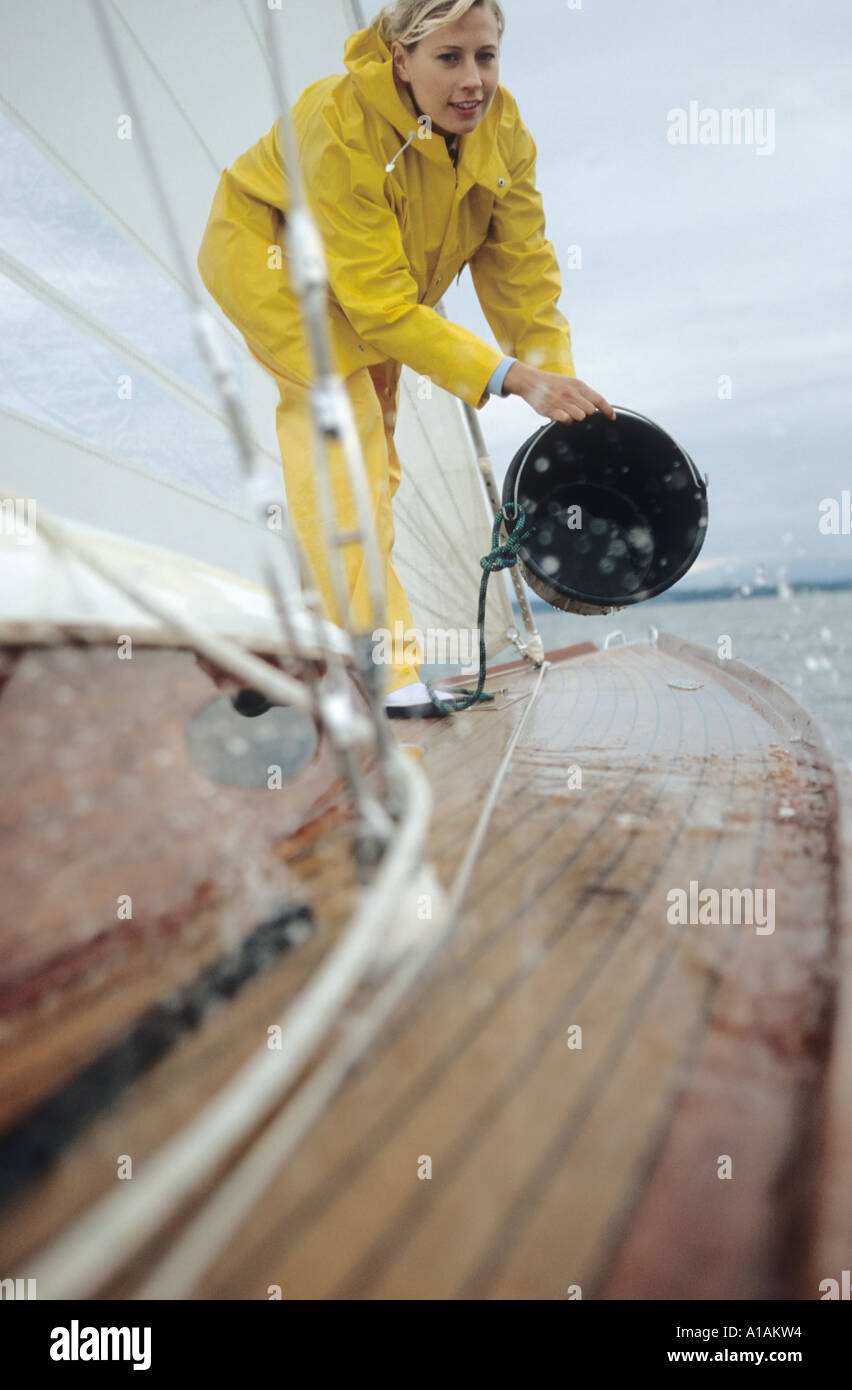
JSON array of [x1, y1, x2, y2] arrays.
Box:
[[343, 24, 509, 192], [344, 24, 419, 137]]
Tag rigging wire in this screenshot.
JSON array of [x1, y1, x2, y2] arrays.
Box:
[[87, 0, 412, 866], [5, 0, 545, 1298]]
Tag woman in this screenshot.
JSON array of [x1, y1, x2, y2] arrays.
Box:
[[197, 0, 613, 715]]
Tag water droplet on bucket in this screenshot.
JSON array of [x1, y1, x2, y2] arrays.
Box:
[[628, 526, 654, 552]]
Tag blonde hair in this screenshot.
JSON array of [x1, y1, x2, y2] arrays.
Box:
[[372, 0, 505, 50]]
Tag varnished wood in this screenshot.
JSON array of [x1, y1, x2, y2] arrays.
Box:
[[0, 633, 848, 1299]]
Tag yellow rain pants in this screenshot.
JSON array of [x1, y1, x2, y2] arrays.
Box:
[[274, 357, 424, 697]]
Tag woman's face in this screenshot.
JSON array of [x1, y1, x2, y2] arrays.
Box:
[[391, 6, 500, 141]]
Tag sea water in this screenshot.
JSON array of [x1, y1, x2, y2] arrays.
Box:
[[422, 588, 852, 763]]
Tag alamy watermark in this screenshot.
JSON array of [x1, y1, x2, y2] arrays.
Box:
[[819, 491, 852, 534], [666, 880, 775, 934], [0, 1276, 37, 1299], [667, 101, 775, 156], [372, 622, 480, 673], [820, 1269, 852, 1299], [0, 496, 37, 544], [50, 1320, 151, 1370]]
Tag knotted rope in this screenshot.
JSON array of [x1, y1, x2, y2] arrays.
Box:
[[424, 505, 532, 714]]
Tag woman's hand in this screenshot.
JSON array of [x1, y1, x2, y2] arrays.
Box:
[[503, 362, 615, 423]]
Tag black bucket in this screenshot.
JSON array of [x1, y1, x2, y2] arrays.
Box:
[[501, 407, 708, 615]]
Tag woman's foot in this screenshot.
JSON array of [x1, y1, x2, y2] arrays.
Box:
[[384, 680, 457, 718]]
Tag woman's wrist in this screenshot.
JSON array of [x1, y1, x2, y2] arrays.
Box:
[[503, 360, 536, 396]]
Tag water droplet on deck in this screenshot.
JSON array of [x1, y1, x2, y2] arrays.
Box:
[[468, 980, 495, 1009]]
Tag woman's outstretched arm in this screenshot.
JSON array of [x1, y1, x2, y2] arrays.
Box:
[[198, 116, 507, 409]]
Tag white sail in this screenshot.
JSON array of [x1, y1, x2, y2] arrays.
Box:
[[0, 0, 515, 656]]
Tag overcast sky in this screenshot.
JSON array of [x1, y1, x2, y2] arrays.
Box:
[[1, 0, 850, 589], [449, 0, 852, 587]]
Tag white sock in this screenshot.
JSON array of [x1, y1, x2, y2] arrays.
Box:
[[384, 680, 456, 707]]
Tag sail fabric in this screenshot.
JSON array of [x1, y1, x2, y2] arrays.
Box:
[[392, 369, 514, 664], [0, 0, 515, 657]]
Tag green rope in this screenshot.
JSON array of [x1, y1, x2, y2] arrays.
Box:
[[424, 505, 533, 715]]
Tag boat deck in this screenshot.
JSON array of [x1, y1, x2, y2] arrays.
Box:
[[0, 632, 849, 1298]]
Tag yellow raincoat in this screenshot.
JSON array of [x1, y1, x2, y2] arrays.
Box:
[[197, 23, 576, 692]]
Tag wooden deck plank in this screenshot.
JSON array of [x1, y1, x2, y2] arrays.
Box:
[[174, 642, 839, 1301], [361, 677, 742, 1300], [0, 635, 846, 1300], [188, 653, 654, 1295], [184, 642, 839, 1300]]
